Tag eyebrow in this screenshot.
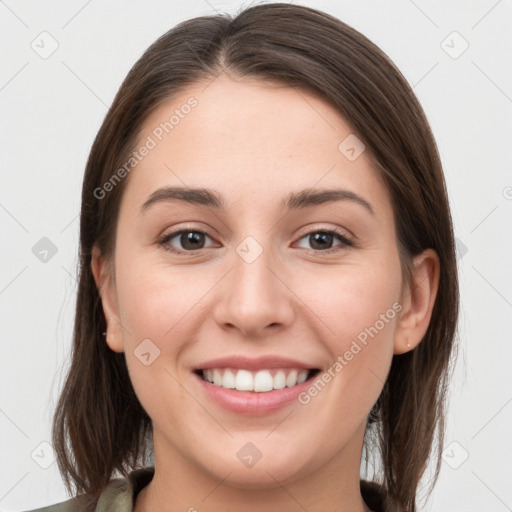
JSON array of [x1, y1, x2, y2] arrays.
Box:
[[140, 186, 374, 215]]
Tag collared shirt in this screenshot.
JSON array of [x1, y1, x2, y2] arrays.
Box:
[[23, 466, 391, 511]]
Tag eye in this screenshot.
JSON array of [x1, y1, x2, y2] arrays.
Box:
[[295, 229, 353, 254], [158, 227, 354, 255], [158, 229, 217, 254]]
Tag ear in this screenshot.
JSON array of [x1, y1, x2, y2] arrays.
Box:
[[394, 248, 440, 355], [91, 244, 125, 353]]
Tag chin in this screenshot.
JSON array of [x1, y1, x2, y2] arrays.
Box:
[[197, 442, 320, 490]]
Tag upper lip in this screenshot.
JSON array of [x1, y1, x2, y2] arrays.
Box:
[[194, 355, 318, 371]]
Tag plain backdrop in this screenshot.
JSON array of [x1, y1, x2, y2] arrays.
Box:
[[1, 1, 511, 511]]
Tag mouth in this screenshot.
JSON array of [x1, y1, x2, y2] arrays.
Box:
[[192, 355, 323, 414], [194, 367, 321, 392]]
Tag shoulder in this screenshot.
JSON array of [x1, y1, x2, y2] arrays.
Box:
[[21, 467, 155, 512], [20, 492, 96, 512]]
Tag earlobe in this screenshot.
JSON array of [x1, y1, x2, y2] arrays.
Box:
[[91, 244, 125, 353], [394, 249, 440, 355]]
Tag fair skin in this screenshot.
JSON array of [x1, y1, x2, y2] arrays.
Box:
[[91, 74, 439, 512]]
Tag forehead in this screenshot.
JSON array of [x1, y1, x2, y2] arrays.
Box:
[[121, 74, 390, 216]]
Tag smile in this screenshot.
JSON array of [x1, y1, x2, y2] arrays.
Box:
[[192, 355, 322, 414], [198, 367, 320, 392]]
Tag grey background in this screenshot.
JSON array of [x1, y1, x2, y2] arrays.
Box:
[[1, 0, 511, 510]]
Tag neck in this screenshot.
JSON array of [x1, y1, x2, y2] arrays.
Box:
[[135, 422, 373, 512]]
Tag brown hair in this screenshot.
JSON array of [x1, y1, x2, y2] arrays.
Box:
[[52, 3, 459, 510]]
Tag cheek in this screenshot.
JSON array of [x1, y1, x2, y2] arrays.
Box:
[[114, 257, 196, 428], [114, 248, 201, 342], [301, 259, 402, 348], [294, 258, 401, 414]]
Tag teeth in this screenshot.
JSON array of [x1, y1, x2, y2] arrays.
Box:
[[273, 370, 286, 390], [213, 369, 223, 386], [201, 368, 310, 392], [286, 369, 298, 387], [222, 369, 236, 389], [235, 369, 253, 391], [253, 370, 273, 392], [297, 370, 308, 384]]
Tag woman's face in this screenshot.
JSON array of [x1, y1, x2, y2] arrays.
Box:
[[97, 75, 410, 487]]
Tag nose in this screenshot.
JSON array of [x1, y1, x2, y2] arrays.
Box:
[[212, 241, 295, 339]]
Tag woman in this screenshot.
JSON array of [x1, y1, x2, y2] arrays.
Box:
[[26, 2, 459, 511]]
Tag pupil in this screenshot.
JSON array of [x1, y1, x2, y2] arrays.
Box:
[[182, 232, 203, 250], [311, 232, 332, 250]]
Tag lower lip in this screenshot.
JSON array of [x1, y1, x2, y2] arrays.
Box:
[[193, 371, 314, 415]]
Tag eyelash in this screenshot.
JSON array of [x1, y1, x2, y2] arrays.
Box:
[[157, 226, 354, 256]]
